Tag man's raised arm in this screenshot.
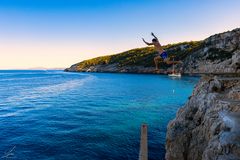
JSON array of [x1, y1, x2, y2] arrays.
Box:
[[151, 32, 158, 40], [142, 38, 153, 46]]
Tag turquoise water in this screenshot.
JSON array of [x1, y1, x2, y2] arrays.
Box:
[[0, 70, 199, 160]]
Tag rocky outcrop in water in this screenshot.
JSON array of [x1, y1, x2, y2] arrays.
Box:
[[165, 75, 240, 160], [66, 63, 156, 74]]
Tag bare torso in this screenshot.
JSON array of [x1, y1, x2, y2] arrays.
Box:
[[153, 42, 164, 54]]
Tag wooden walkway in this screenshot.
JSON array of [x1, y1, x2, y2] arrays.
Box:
[[139, 124, 148, 160]]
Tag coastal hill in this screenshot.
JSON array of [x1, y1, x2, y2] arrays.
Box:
[[65, 28, 240, 74]]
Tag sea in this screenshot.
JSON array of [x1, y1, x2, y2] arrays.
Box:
[[0, 70, 199, 160]]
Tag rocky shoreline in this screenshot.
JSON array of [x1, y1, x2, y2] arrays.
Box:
[[166, 74, 240, 160]]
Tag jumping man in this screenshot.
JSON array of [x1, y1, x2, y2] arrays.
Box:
[[142, 33, 182, 71]]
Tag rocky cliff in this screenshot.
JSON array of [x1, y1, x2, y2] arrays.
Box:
[[166, 74, 240, 160], [183, 28, 240, 74], [65, 28, 240, 74]]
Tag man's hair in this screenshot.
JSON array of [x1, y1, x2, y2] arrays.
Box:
[[152, 38, 158, 42]]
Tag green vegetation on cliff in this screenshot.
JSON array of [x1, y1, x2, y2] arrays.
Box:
[[206, 48, 234, 62], [73, 41, 203, 70]]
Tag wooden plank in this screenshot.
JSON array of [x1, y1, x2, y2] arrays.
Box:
[[139, 124, 148, 160]]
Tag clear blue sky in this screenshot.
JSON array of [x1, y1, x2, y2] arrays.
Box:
[[0, 0, 240, 69]]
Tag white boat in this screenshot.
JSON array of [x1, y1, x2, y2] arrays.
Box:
[[168, 73, 181, 77], [168, 57, 182, 77]]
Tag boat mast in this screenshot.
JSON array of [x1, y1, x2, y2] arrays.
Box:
[[172, 56, 175, 73]]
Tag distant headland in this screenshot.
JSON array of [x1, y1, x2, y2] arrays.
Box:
[[65, 28, 240, 75]]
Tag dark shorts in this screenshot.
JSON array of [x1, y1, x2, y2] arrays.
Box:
[[160, 51, 168, 60]]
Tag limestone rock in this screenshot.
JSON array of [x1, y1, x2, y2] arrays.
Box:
[[165, 76, 240, 160]]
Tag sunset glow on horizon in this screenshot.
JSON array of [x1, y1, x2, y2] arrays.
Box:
[[1, 0, 240, 69]]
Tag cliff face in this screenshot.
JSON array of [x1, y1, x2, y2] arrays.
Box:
[[166, 75, 240, 160], [65, 28, 240, 74], [183, 28, 240, 73]]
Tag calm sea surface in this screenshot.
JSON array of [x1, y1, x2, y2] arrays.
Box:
[[0, 70, 199, 160]]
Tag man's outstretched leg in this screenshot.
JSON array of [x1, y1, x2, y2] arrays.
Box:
[[154, 56, 161, 70]]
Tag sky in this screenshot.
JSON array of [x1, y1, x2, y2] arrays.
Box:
[[0, 0, 240, 69]]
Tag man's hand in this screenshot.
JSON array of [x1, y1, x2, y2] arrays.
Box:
[[151, 32, 158, 40]]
